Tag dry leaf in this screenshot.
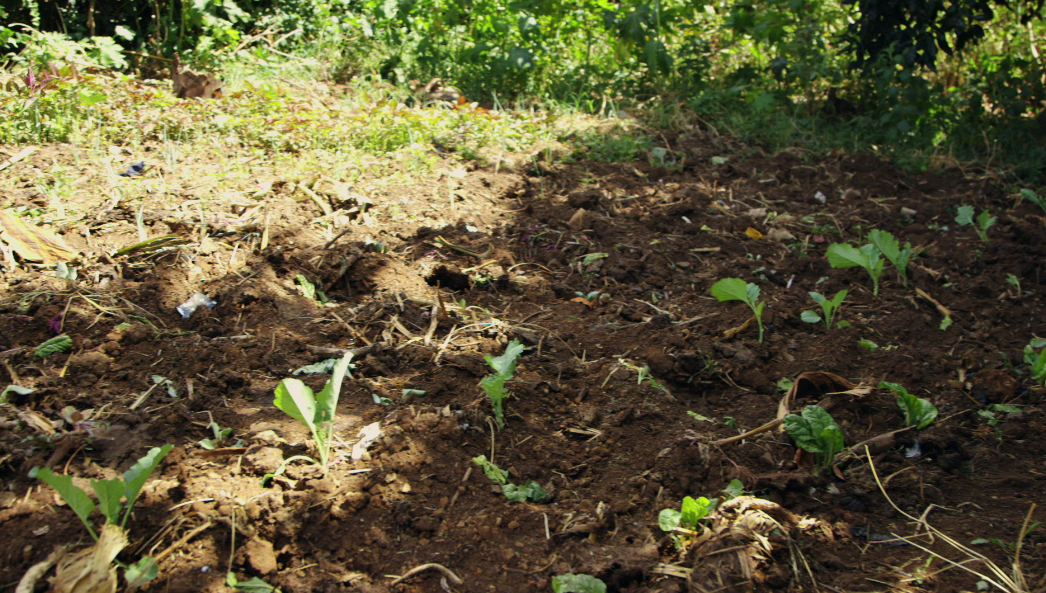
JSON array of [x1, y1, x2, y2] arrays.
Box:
[[51, 523, 127, 593], [765, 228, 795, 242], [0, 210, 77, 263], [744, 227, 763, 239]]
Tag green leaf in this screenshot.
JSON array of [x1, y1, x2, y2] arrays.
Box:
[[503, 480, 547, 502], [91, 478, 124, 524], [227, 573, 278, 592], [867, 229, 899, 265], [784, 405, 843, 471], [291, 358, 338, 375], [114, 25, 136, 41], [485, 339, 525, 377], [858, 338, 879, 351], [825, 243, 865, 269], [680, 496, 715, 529], [314, 351, 353, 425], [472, 455, 509, 486], [199, 438, 217, 449], [31, 467, 97, 538], [401, 389, 426, 398], [658, 508, 682, 531], [976, 210, 996, 232], [125, 556, 158, 587], [122, 444, 173, 517], [273, 379, 318, 431], [880, 382, 938, 429], [955, 205, 975, 226], [581, 252, 609, 266], [722, 479, 745, 499], [830, 289, 849, 308], [294, 274, 317, 300], [809, 291, 826, 305], [801, 310, 822, 324], [710, 278, 751, 304], [552, 573, 607, 593], [687, 411, 716, 423], [34, 335, 73, 358], [0, 384, 34, 404]]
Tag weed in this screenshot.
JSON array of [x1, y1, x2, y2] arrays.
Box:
[[472, 455, 547, 502], [1018, 188, 1046, 216], [199, 421, 243, 450], [658, 494, 718, 549], [879, 382, 938, 429], [1023, 338, 1046, 386], [268, 351, 353, 479], [783, 405, 843, 476], [481, 339, 525, 428], [955, 205, 996, 244], [619, 359, 669, 393], [801, 289, 848, 330], [710, 278, 766, 342], [826, 241, 885, 295]]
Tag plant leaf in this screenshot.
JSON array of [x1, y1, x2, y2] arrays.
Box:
[[868, 229, 899, 263], [809, 291, 826, 305], [801, 310, 822, 324], [273, 379, 318, 430], [658, 508, 682, 531], [826, 243, 865, 269], [125, 556, 159, 587], [91, 478, 125, 524], [34, 334, 73, 358], [710, 278, 750, 303], [485, 339, 525, 377], [552, 573, 607, 593], [472, 455, 509, 485], [955, 205, 974, 226], [315, 351, 353, 424], [122, 444, 173, 515], [31, 467, 97, 538]]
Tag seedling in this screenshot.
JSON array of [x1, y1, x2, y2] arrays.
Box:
[[199, 422, 243, 450], [659, 494, 718, 548], [269, 351, 353, 478], [1023, 338, 1046, 386], [481, 339, 524, 428], [783, 405, 844, 476], [619, 359, 668, 392], [710, 278, 765, 342], [227, 572, 281, 592], [826, 242, 885, 295], [31, 444, 173, 540], [1019, 188, 1046, 216], [801, 289, 848, 329], [868, 229, 912, 287], [955, 205, 996, 244], [879, 382, 938, 429], [472, 455, 547, 502], [552, 574, 606, 593]]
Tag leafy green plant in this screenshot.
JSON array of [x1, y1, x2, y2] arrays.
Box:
[[269, 351, 353, 477], [472, 455, 547, 502], [826, 242, 885, 295], [31, 444, 173, 540], [1019, 188, 1046, 216], [879, 382, 938, 429], [801, 289, 848, 329], [978, 403, 1022, 427], [227, 572, 281, 592], [659, 495, 718, 538], [552, 573, 606, 593], [619, 359, 669, 393], [868, 229, 912, 287], [34, 334, 72, 358], [1023, 338, 1046, 386], [710, 278, 766, 342], [955, 205, 996, 244], [783, 405, 844, 475], [480, 339, 525, 428]]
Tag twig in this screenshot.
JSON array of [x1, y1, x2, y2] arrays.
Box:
[[154, 520, 213, 562], [388, 563, 464, 586], [305, 342, 387, 358]]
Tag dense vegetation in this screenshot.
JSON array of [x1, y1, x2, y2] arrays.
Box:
[[3, 0, 1045, 180]]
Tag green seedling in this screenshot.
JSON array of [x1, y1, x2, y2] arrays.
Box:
[[868, 229, 912, 287], [721, 479, 745, 499], [472, 455, 547, 502], [687, 411, 716, 424], [801, 289, 848, 329], [955, 205, 996, 244], [783, 405, 844, 476], [826, 242, 885, 295], [710, 278, 765, 342], [227, 572, 281, 592], [879, 382, 938, 429], [31, 444, 173, 540], [552, 574, 606, 593], [659, 495, 718, 548], [199, 422, 243, 450], [1019, 188, 1046, 216], [35, 334, 73, 358], [619, 359, 669, 392], [776, 377, 794, 392], [481, 339, 525, 428], [977, 403, 1022, 427], [268, 351, 353, 479], [1023, 338, 1046, 386]]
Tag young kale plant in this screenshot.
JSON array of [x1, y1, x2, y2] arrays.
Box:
[[710, 278, 765, 342], [955, 205, 996, 244], [552, 574, 607, 593], [31, 445, 173, 588], [783, 405, 844, 476], [270, 351, 353, 478], [659, 494, 718, 549], [481, 339, 525, 428], [1024, 338, 1046, 386], [472, 455, 547, 502], [868, 229, 913, 287], [879, 382, 938, 429], [801, 289, 848, 330], [826, 242, 885, 295]]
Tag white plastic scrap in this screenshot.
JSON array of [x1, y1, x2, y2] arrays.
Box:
[[177, 292, 217, 318], [351, 422, 382, 460]]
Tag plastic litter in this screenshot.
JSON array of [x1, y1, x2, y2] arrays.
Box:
[[176, 292, 216, 318], [120, 161, 146, 177]]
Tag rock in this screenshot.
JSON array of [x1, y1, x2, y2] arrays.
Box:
[[243, 446, 284, 473]]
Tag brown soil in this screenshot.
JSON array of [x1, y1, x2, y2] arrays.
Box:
[[1, 133, 1045, 593]]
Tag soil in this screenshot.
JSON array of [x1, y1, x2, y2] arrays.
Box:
[[1, 129, 1045, 593]]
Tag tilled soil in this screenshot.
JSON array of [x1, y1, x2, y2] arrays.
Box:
[[1, 133, 1045, 593]]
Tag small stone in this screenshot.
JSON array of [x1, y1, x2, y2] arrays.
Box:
[[243, 538, 277, 574]]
